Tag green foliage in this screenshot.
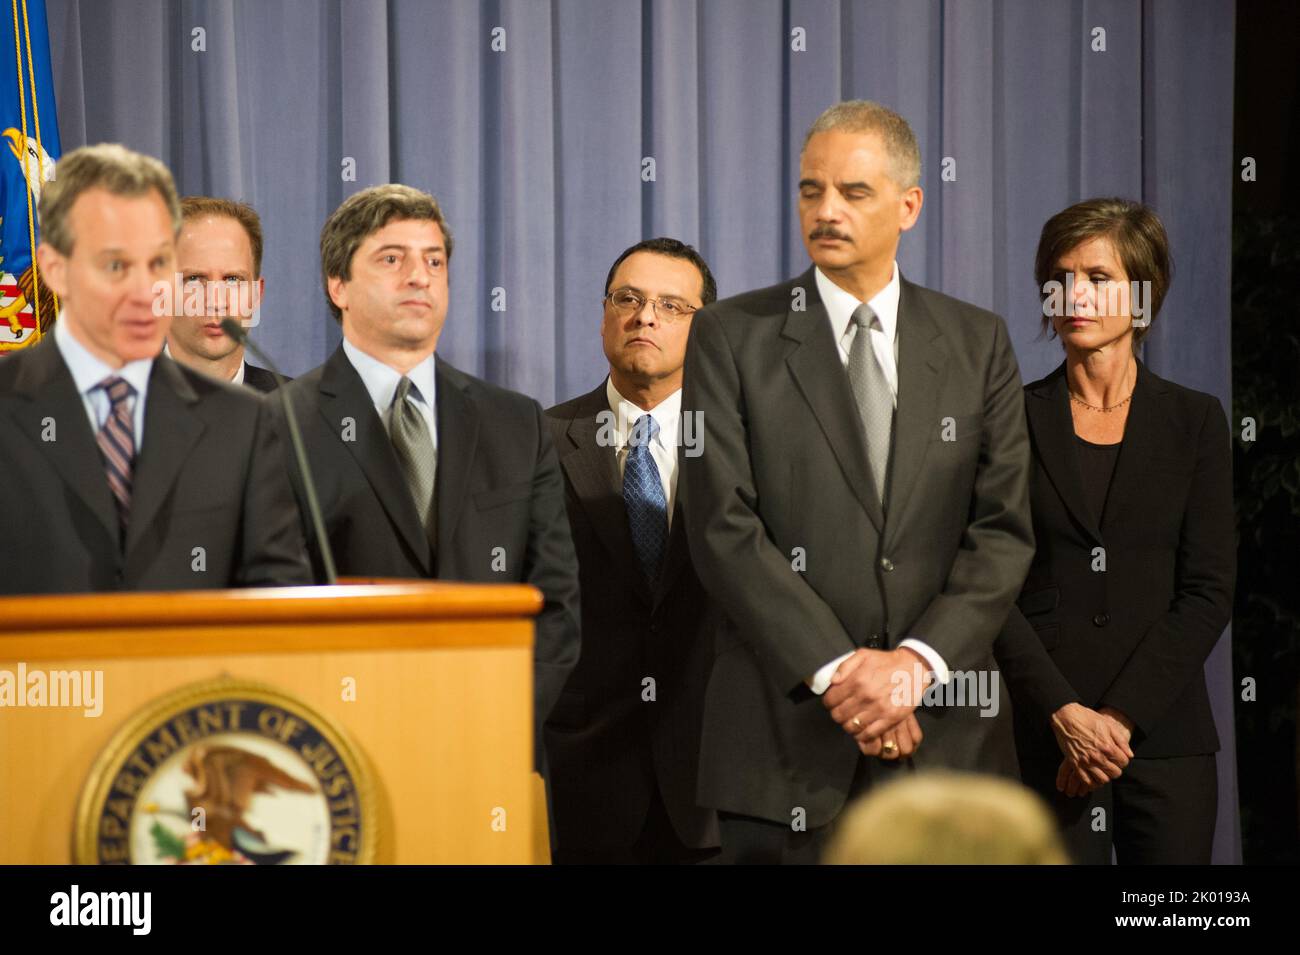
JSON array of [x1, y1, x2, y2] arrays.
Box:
[[150, 821, 186, 861], [1231, 210, 1300, 863]]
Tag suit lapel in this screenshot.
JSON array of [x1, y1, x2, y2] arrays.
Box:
[[558, 383, 654, 607], [883, 278, 946, 545], [654, 504, 690, 604], [1100, 360, 1169, 532], [124, 358, 206, 556], [782, 268, 885, 533], [7, 336, 119, 543], [1026, 363, 1103, 544], [319, 345, 433, 574], [433, 355, 479, 565]]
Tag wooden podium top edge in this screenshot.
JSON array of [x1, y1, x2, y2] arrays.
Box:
[[0, 580, 545, 634]]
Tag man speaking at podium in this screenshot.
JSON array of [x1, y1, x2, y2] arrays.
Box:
[[0, 143, 312, 594], [274, 184, 580, 774]]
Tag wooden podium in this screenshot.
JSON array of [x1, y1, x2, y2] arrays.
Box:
[[0, 581, 549, 865]]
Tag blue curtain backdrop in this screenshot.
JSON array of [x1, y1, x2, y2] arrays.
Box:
[[45, 0, 1239, 862]]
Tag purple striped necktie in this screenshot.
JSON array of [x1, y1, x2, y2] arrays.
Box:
[[96, 375, 136, 539]]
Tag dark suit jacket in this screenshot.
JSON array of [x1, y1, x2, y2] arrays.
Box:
[[995, 360, 1235, 758], [679, 267, 1035, 827], [273, 344, 581, 770], [543, 383, 719, 853], [0, 336, 311, 593], [242, 362, 284, 394]]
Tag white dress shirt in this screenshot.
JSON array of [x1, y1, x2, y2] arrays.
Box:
[[806, 264, 951, 693], [341, 338, 439, 449], [606, 376, 680, 530], [54, 317, 153, 451]]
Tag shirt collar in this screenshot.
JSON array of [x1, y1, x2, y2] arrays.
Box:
[[815, 261, 900, 346], [605, 376, 681, 450], [342, 337, 438, 412], [54, 314, 154, 401]]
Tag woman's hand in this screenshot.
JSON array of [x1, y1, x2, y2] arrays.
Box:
[[1050, 702, 1134, 794]]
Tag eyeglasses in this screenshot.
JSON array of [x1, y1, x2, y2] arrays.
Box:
[[603, 287, 698, 322]]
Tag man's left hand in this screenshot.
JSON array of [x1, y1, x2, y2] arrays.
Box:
[[823, 646, 932, 739]]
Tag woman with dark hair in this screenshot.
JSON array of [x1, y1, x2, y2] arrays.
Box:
[[996, 197, 1235, 864]]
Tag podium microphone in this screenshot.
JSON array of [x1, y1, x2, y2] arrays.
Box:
[[220, 319, 338, 584]]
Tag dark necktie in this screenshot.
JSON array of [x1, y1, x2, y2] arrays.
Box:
[[623, 413, 668, 584], [95, 375, 136, 540], [387, 376, 437, 545], [846, 304, 894, 506]]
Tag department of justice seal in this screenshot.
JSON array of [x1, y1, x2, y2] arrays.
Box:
[[74, 678, 380, 865]]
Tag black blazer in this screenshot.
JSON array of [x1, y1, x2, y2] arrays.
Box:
[[242, 362, 284, 394], [273, 344, 581, 769], [0, 336, 311, 593], [679, 268, 1035, 827], [543, 384, 719, 853], [995, 360, 1235, 757]]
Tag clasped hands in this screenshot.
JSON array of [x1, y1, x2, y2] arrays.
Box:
[[822, 647, 930, 761], [1049, 702, 1135, 797]]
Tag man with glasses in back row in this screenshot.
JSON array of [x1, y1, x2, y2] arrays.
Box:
[[543, 238, 722, 864]]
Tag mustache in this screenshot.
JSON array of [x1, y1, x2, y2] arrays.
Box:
[[809, 224, 851, 242]]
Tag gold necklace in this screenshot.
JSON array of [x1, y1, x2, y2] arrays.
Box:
[[1070, 391, 1132, 412], [1069, 362, 1136, 413]]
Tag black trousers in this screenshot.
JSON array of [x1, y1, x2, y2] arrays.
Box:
[[1023, 749, 1219, 865], [710, 755, 907, 865], [552, 783, 718, 865]]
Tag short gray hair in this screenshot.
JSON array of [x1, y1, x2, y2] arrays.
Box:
[[39, 143, 181, 255], [802, 100, 922, 190]]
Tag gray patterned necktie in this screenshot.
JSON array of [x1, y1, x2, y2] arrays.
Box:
[[387, 376, 437, 544], [846, 304, 893, 505]]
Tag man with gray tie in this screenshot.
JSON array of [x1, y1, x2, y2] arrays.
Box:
[[679, 101, 1035, 863], [273, 184, 580, 776], [544, 238, 720, 864]]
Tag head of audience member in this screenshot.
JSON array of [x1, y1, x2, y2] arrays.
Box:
[[1034, 197, 1172, 358], [798, 100, 923, 301], [320, 184, 453, 374], [166, 196, 265, 380], [600, 237, 715, 412], [36, 143, 181, 368], [822, 771, 1070, 865]]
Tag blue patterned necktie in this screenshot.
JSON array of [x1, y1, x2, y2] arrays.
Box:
[[623, 413, 668, 584]]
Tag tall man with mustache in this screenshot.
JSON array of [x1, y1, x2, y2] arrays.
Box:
[[679, 101, 1034, 863]]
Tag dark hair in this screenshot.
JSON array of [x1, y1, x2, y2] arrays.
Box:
[[320, 184, 454, 322], [1034, 197, 1172, 350], [180, 196, 264, 277], [603, 237, 717, 307]]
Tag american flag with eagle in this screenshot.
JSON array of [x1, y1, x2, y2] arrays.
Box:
[[0, 0, 59, 354]]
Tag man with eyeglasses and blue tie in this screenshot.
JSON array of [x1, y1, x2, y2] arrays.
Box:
[[0, 144, 310, 595], [543, 238, 722, 864]]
